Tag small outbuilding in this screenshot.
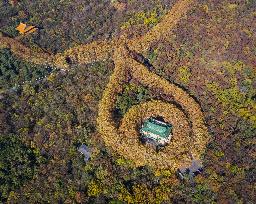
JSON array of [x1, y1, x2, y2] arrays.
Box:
[[78, 144, 91, 162]]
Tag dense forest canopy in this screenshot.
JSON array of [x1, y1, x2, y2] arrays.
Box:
[[0, 134, 44, 202], [0, 48, 53, 91], [0, 0, 255, 203]]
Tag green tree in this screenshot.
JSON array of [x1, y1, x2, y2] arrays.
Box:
[[0, 48, 52, 91], [0, 134, 42, 202], [115, 83, 150, 116]]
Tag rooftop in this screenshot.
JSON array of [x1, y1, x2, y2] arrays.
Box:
[[141, 117, 172, 138]]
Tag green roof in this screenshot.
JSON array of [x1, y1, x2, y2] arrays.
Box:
[[140, 118, 172, 138]]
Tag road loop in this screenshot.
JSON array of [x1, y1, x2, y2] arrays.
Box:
[[97, 45, 210, 170]]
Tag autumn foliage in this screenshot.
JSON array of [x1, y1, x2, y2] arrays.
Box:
[[97, 46, 210, 170], [0, 0, 208, 171], [0, 0, 195, 70]]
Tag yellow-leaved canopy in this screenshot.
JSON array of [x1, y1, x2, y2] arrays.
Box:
[[16, 22, 38, 35]]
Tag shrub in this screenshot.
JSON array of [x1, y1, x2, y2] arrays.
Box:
[[115, 83, 150, 116], [87, 180, 101, 197], [121, 5, 165, 30], [178, 65, 191, 85]]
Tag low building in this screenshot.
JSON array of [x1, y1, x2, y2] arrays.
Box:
[[140, 117, 173, 151], [78, 144, 91, 162]]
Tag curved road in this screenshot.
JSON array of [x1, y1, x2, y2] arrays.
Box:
[[0, 0, 196, 69]]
